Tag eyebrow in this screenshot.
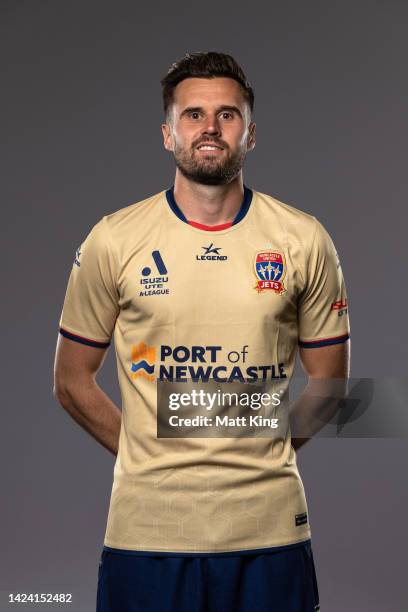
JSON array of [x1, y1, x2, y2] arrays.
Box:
[[179, 105, 243, 119]]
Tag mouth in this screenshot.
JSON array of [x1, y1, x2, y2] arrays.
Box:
[[196, 143, 224, 152]]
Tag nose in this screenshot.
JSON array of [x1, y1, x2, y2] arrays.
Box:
[[202, 114, 221, 136]]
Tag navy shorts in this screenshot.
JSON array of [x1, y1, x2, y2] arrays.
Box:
[[96, 539, 319, 612]]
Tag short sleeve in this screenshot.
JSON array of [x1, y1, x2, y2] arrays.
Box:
[[298, 218, 350, 348], [58, 216, 120, 348]]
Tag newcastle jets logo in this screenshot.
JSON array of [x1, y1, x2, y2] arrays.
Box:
[[196, 243, 227, 261], [254, 250, 286, 294]]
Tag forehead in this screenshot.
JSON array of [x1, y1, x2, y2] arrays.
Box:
[[172, 77, 247, 110]]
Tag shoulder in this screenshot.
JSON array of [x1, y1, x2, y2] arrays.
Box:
[[88, 190, 167, 252], [252, 189, 322, 245], [254, 189, 316, 222], [103, 190, 166, 229]]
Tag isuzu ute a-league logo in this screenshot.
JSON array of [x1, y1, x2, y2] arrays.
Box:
[[254, 250, 286, 294], [139, 250, 170, 297]]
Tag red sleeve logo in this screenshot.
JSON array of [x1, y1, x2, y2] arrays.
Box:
[[331, 299, 348, 310]]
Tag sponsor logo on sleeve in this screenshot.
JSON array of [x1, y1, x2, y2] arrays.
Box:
[[331, 298, 348, 316], [74, 246, 82, 267]]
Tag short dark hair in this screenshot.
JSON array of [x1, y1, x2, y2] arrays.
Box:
[[161, 51, 254, 119]]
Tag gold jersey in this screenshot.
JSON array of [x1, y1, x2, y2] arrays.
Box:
[[58, 187, 350, 553]]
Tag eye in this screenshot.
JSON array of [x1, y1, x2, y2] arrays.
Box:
[[190, 111, 201, 119], [220, 111, 233, 120]]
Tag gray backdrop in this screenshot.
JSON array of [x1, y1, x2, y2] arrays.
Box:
[[1, 0, 407, 610]]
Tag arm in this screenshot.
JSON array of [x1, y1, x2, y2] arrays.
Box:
[[292, 215, 351, 450], [299, 339, 350, 379], [53, 334, 122, 456], [54, 216, 121, 455], [290, 339, 351, 450]]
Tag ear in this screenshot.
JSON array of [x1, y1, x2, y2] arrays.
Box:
[[247, 121, 256, 151], [161, 122, 174, 151]]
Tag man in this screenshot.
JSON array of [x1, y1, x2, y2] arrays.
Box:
[[54, 51, 350, 611]]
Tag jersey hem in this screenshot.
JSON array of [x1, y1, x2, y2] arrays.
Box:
[[102, 534, 312, 557]]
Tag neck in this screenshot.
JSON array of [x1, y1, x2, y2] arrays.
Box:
[[173, 171, 245, 226]]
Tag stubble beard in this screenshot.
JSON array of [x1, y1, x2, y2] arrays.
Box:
[[173, 142, 247, 186]]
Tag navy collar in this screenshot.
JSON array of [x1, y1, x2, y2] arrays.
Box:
[[165, 185, 253, 226]]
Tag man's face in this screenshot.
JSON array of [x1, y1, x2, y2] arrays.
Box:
[[162, 77, 256, 186]]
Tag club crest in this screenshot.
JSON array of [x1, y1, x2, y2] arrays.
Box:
[[254, 250, 286, 294]]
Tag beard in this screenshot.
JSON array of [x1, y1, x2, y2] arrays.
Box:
[[173, 139, 247, 186]]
